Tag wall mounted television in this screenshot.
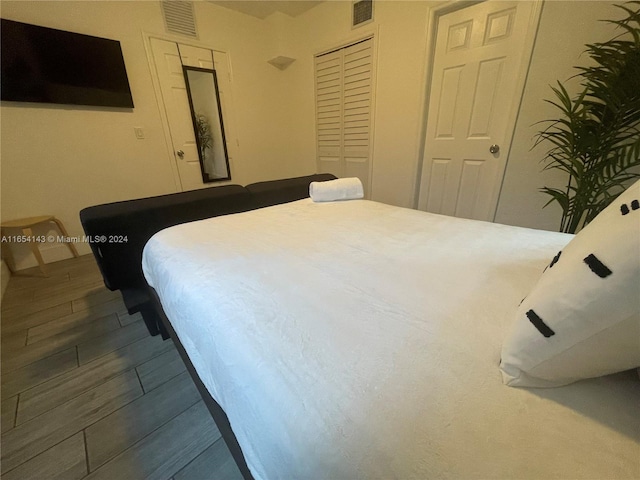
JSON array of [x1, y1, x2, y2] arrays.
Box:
[[1, 19, 134, 108]]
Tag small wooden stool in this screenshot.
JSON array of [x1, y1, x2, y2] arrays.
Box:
[[1, 215, 79, 276]]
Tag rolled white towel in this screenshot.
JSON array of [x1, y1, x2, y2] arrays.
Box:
[[309, 177, 364, 202]]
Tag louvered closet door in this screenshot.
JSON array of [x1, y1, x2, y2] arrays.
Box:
[[315, 38, 373, 197], [315, 50, 342, 178]]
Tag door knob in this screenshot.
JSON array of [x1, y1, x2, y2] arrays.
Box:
[[176, 150, 185, 159], [489, 144, 500, 154]]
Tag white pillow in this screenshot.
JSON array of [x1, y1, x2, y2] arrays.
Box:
[[500, 180, 640, 387]]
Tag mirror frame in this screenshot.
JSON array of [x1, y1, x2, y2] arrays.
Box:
[[182, 65, 231, 183]]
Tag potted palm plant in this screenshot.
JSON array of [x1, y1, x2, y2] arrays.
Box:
[[535, 2, 640, 233]]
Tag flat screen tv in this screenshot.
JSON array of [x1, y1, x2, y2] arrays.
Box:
[[1, 19, 134, 108]]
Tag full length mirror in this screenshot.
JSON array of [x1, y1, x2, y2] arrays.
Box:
[[183, 66, 231, 183]]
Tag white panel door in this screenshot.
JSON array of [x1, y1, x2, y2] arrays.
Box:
[[177, 44, 213, 69], [151, 39, 236, 191], [418, 1, 538, 220], [151, 38, 208, 191]]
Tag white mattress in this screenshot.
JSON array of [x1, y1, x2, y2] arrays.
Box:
[[142, 199, 640, 480]]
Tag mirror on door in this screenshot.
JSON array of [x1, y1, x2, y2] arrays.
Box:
[[183, 66, 231, 183]]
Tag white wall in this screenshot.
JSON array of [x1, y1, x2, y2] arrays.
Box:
[[0, 0, 308, 268]]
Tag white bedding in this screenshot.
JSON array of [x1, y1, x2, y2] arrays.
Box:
[[142, 199, 640, 480]]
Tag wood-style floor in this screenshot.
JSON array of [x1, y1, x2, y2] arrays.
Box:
[[1, 254, 243, 480]]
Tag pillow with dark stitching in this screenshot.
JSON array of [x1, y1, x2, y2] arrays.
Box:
[[500, 180, 640, 387]]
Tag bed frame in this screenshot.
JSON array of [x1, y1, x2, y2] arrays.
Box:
[[149, 286, 255, 479]]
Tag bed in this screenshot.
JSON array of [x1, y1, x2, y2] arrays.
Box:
[[142, 197, 640, 479]]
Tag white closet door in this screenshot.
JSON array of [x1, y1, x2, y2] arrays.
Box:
[[342, 40, 373, 195], [315, 38, 373, 197], [315, 49, 343, 178]]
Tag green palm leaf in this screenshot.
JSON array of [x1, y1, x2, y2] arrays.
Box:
[[536, 2, 640, 233]]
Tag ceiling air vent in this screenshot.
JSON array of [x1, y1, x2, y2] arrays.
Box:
[[161, 1, 198, 38], [352, 0, 373, 28]]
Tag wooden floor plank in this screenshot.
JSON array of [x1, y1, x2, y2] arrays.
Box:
[[42, 298, 129, 330], [1, 395, 18, 434], [60, 254, 102, 279], [118, 310, 142, 327], [136, 347, 187, 393], [85, 400, 219, 480], [4, 271, 69, 293], [2, 315, 120, 374], [27, 311, 121, 345], [2, 279, 106, 318], [1, 370, 143, 474], [1, 329, 28, 350], [76, 297, 128, 316], [85, 371, 201, 471], [1, 298, 73, 321], [1, 302, 73, 334], [33, 280, 106, 310], [72, 289, 121, 313], [77, 320, 149, 365], [0, 287, 35, 310], [174, 437, 243, 480], [16, 334, 172, 425], [1, 431, 87, 480], [31, 273, 105, 303], [67, 261, 102, 280], [1, 347, 78, 400]]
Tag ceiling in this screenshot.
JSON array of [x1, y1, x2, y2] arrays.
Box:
[[209, 1, 323, 19]]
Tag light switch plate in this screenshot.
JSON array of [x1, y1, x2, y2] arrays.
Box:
[[134, 127, 145, 139]]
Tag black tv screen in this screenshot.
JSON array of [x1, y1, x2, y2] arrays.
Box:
[[1, 19, 134, 108]]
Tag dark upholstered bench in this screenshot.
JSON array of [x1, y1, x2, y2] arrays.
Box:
[[80, 173, 336, 336], [246, 173, 335, 208]]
